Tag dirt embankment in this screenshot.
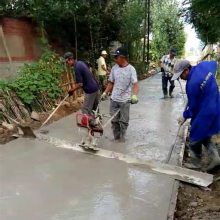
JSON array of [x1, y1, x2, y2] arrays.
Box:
[[175, 136, 220, 220], [0, 96, 83, 144]]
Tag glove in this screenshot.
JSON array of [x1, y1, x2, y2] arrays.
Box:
[[178, 116, 186, 126], [68, 89, 74, 96], [101, 92, 108, 101], [131, 95, 138, 104]]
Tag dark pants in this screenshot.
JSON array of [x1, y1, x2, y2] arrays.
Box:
[[99, 75, 107, 92], [110, 100, 130, 139], [82, 91, 99, 114], [189, 137, 213, 157], [162, 75, 175, 96]]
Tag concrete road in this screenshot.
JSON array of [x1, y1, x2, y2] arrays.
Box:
[[0, 74, 185, 220]]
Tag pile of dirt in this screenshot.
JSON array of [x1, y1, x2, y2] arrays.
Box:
[[0, 96, 83, 144], [175, 136, 220, 220], [175, 173, 220, 220]]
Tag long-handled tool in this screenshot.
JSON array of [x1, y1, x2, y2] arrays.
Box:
[[41, 94, 69, 128], [77, 99, 120, 152], [166, 98, 188, 163], [178, 79, 186, 105], [165, 124, 182, 163]]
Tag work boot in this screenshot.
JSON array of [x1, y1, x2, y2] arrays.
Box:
[[169, 93, 174, 98], [112, 129, 120, 141], [163, 94, 169, 99], [205, 144, 220, 172], [184, 150, 202, 169]]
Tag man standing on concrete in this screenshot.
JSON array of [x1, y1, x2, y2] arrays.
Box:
[[101, 47, 139, 142], [160, 48, 177, 98], [64, 52, 99, 114], [97, 50, 108, 92], [172, 59, 220, 171]]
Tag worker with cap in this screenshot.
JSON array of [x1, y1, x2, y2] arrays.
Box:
[[64, 52, 99, 115], [101, 47, 139, 142], [97, 50, 109, 92], [160, 48, 177, 98], [172, 59, 220, 171]]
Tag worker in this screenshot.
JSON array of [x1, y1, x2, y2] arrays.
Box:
[[97, 50, 109, 92], [64, 52, 99, 115], [101, 47, 139, 142], [160, 48, 177, 98], [172, 59, 220, 171]]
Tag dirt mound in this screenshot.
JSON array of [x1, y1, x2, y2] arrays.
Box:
[[0, 96, 84, 144], [175, 138, 220, 220]]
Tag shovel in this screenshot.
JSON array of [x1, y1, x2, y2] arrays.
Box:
[[40, 94, 69, 128], [165, 124, 182, 163]]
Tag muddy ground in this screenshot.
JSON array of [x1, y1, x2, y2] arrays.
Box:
[[175, 141, 220, 220]]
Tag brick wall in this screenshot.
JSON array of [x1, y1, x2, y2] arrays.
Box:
[[0, 17, 42, 78], [0, 17, 41, 62]]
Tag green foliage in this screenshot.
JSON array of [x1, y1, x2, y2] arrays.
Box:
[[182, 0, 220, 44], [0, 51, 64, 104], [0, 0, 125, 54], [151, 0, 186, 60], [119, 1, 144, 43], [118, 0, 144, 61]]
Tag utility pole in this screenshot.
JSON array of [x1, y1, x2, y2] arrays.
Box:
[[142, 0, 147, 65]]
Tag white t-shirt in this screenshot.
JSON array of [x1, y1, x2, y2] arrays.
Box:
[[161, 54, 176, 77], [109, 64, 138, 102], [97, 56, 107, 76]]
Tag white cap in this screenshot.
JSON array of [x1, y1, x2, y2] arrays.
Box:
[[172, 59, 190, 80], [101, 50, 108, 55]]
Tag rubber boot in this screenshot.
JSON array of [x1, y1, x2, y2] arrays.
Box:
[[205, 144, 220, 171], [184, 150, 202, 169], [169, 92, 174, 98], [163, 89, 168, 99], [120, 131, 126, 143], [169, 86, 175, 98], [112, 125, 121, 141]]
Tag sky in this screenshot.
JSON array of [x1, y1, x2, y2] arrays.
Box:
[[184, 24, 202, 58], [177, 0, 203, 61]]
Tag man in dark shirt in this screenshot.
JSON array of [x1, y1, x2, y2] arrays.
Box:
[[64, 52, 99, 114]]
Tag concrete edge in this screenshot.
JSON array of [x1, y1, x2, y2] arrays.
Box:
[[167, 126, 189, 220]]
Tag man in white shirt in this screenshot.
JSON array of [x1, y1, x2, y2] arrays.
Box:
[[101, 47, 139, 142], [160, 48, 177, 98], [97, 50, 108, 92]]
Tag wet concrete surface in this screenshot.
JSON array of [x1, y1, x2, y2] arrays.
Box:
[[0, 74, 185, 220]]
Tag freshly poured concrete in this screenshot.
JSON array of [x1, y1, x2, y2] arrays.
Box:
[[0, 74, 185, 220]]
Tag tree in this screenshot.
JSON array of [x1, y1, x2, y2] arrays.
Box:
[[182, 0, 220, 44], [0, 1, 125, 58], [118, 0, 144, 61], [151, 0, 186, 60]]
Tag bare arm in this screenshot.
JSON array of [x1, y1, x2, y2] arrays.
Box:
[[69, 83, 83, 92], [101, 64, 107, 72], [132, 82, 139, 95], [104, 81, 114, 94]]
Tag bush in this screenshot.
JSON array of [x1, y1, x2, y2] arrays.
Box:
[[0, 51, 65, 105], [130, 62, 146, 76]]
